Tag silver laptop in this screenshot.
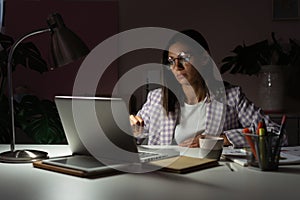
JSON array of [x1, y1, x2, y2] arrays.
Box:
[[42, 96, 178, 173]]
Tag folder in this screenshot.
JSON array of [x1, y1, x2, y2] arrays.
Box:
[[149, 156, 219, 174]]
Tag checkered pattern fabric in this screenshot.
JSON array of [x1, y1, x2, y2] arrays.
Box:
[[136, 84, 287, 147]]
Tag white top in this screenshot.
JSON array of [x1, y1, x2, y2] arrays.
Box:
[[174, 99, 206, 144]]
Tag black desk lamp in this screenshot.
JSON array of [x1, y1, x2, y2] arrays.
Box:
[[0, 13, 89, 163]]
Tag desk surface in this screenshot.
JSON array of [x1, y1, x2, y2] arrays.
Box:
[[0, 145, 300, 200]]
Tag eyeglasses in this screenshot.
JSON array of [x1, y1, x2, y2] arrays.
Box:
[[166, 52, 191, 69]]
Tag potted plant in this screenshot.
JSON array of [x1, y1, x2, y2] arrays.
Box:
[[220, 32, 295, 75], [220, 32, 300, 112], [0, 32, 66, 143]]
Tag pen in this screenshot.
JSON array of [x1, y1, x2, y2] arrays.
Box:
[[273, 115, 287, 162], [225, 162, 236, 172], [278, 115, 287, 141], [242, 128, 258, 161], [227, 157, 248, 167], [261, 119, 267, 135]]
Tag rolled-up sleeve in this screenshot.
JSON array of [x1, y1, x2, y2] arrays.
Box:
[[223, 86, 288, 147]]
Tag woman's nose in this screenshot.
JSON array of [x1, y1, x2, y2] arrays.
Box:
[[172, 59, 184, 71]]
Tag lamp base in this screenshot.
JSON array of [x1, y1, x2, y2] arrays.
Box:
[[0, 149, 48, 163]]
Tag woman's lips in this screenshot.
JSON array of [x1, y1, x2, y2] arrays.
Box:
[[176, 73, 186, 80]]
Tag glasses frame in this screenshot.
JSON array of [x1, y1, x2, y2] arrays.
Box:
[[166, 51, 192, 70]]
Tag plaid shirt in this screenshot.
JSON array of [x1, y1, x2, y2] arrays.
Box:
[[136, 84, 286, 148]]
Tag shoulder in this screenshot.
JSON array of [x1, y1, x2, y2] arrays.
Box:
[[209, 81, 242, 102], [223, 81, 247, 104], [224, 82, 242, 95], [146, 88, 163, 104], [147, 88, 163, 99]]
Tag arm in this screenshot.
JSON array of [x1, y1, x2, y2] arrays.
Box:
[[223, 86, 287, 147], [129, 90, 155, 140]]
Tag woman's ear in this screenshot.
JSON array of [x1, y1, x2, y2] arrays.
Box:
[[200, 51, 210, 65], [192, 51, 210, 67]]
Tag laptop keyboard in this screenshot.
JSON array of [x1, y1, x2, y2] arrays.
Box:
[[138, 151, 160, 158]]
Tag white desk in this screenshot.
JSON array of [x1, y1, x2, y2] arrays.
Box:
[[0, 145, 300, 200]]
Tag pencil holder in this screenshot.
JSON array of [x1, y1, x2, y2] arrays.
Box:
[[245, 133, 282, 171]]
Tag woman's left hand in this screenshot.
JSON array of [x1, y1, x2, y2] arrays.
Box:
[[179, 134, 203, 148], [179, 133, 232, 148]]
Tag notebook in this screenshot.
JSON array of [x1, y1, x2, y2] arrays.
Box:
[[39, 96, 179, 175], [149, 156, 219, 174]]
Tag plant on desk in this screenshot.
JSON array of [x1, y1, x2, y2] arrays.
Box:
[[0, 33, 66, 144]]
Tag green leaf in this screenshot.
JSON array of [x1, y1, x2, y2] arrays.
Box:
[[17, 95, 66, 144]]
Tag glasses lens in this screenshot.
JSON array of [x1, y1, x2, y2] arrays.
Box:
[[178, 52, 191, 64], [166, 52, 191, 69], [167, 57, 175, 67], [178, 55, 190, 66]]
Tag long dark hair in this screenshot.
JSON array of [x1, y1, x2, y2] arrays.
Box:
[[162, 29, 211, 113]]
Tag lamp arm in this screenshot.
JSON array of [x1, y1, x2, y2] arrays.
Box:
[[7, 28, 51, 152]]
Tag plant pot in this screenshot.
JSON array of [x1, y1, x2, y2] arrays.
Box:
[[258, 65, 286, 113]]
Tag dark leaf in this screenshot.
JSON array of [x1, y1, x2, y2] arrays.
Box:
[[289, 39, 300, 66], [17, 95, 66, 144], [14, 42, 48, 73], [0, 33, 14, 50], [232, 45, 244, 54], [244, 62, 261, 75], [229, 63, 242, 74], [221, 56, 236, 63], [220, 61, 234, 74]]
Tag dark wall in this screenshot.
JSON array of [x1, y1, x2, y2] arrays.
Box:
[[4, 0, 119, 100]]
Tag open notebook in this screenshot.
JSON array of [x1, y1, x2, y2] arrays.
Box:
[[34, 96, 179, 176]]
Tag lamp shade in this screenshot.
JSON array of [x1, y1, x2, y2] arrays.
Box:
[[47, 13, 89, 67]]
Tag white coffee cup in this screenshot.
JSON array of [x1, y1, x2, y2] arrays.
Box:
[[199, 135, 224, 160]]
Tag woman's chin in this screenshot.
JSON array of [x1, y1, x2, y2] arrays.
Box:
[[177, 79, 191, 86], [176, 76, 188, 84]]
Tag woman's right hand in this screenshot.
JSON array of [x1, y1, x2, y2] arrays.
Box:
[[129, 115, 144, 136]]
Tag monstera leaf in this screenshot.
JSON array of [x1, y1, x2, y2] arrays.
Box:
[[16, 95, 66, 144], [0, 33, 48, 75]]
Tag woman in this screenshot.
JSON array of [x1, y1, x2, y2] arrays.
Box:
[[130, 29, 284, 148]]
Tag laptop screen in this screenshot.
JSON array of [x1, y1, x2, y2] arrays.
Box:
[[55, 96, 140, 164]]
